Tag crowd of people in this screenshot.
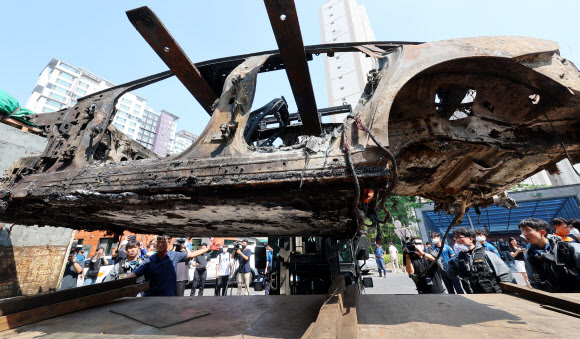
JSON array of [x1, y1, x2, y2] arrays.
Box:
[[397, 217, 580, 294], [60, 236, 275, 297]]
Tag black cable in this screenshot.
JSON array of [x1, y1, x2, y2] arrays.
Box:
[[543, 112, 580, 178], [418, 210, 464, 278]]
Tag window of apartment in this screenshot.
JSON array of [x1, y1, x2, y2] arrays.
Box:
[[70, 100, 77, 106], [135, 104, 141, 110], [118, 117, 127, 123], [49, 92, 66, 102], [114, 122, 124, 129], [59, 71, 75, 81], [59, 63, 79, 73], [121, 98, 132, 105], [120, 104, 130, 110], [133, 110, 140, 115], [46, 99, 62, 109], [75, 88, 87, 96], [130, 122, 137, 127], [337, 66, 341, 69], [55, 78, 72, 88], [42, 107, 56, 113], [78, 81, 90, 89], [128, 128, 135, 134], [71, 94, 79, 100]]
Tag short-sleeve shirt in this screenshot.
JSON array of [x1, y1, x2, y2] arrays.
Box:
[[509, 246, 525, 261], [375, 247, 385, 258], [238, 248, 252, 273], [428, 244, 455, 264], [60, 261, 80, 290], [133, 251, 188, 296], [483, 242, 501, 257], [388, 245, 398, 258], [217, 252, 231, 276], [76, 254, 85, 263], [266, 250, 273, 267]]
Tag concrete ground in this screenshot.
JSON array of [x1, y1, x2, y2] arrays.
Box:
[[185, 267, 527, 297]]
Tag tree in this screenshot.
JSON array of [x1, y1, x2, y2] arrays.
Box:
[[362, 195, 424, 247]]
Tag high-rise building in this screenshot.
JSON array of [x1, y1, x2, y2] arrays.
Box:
[[168, 130, 198, 156], [521, 159, 580, 187], [24, 58, 185, 156], [319, 0, 376, 122]]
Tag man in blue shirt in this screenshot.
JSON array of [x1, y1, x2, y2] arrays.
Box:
[[127, 235, 210, 296], [428, 232, 464, 294], [235, 240, 253, 295], [374, 243, 386, 278], [475, 229, 501, 257]]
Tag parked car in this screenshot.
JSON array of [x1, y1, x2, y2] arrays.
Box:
[[358, 254, 377, 274], [188, 245, 258, 286], [77, 256, 115, 286]]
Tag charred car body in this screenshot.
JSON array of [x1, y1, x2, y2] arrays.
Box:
[[1, 4, 579, 242]]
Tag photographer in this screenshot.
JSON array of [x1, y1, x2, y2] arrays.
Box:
[[84, 247, 108, 286], [440, 227, 514, 294], [404, 238, 445, 294], [59, 248, 83, 290], [235, 239, 252, 296], [104, 240, 144, 283], [191, 242, 211, 296]]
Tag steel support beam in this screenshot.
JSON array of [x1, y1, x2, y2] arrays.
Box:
[[126, 6, 218, 115], [264, 0, 322, 136]]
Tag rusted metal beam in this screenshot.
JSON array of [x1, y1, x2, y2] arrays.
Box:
[[500, 282, 580, 315], [264, 0, 322, 136], [126, 6, 218, 115]]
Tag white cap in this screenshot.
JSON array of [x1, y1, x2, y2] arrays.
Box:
[[121, 240, 128, 245]]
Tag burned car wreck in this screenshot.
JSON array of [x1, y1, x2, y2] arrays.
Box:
[[1, 4, 579, 238]]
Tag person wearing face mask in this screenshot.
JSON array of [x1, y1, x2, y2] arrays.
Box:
[[404, 237, 445, 294], [440, 227, 514, 293], [426, 232, 463, 294], [215, 244, 232, 296], [235, 239, 253, 296], [475, 229, 500, 258]]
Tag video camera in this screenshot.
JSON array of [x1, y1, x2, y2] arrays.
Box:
[[233, 242, 242, 250], [403, 241, 416, 254]]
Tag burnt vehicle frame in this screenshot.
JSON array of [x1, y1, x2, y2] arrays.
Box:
[[1, 2, 579, 239]]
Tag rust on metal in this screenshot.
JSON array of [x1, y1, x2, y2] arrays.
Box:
[[126, 6, 218, 115], [0, 6, 579, 238], [264, 0, 322, 136]]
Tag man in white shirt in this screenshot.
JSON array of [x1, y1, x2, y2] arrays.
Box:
[[388, 242, 400, 273], [215, 244, 232, 296]]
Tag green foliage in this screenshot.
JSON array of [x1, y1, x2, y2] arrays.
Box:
[[362, 195, 424, 245], [508, 183, 552, 192]]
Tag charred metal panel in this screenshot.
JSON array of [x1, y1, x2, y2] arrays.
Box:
[[0, 7, 579, 238]]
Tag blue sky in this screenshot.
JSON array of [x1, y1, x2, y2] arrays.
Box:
[[1, 0, 578, 135]]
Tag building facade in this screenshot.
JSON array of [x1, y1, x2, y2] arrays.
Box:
[[319, 0, 376, 122], [168, 130, 198, 155], [24, 58, 183, 156]]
